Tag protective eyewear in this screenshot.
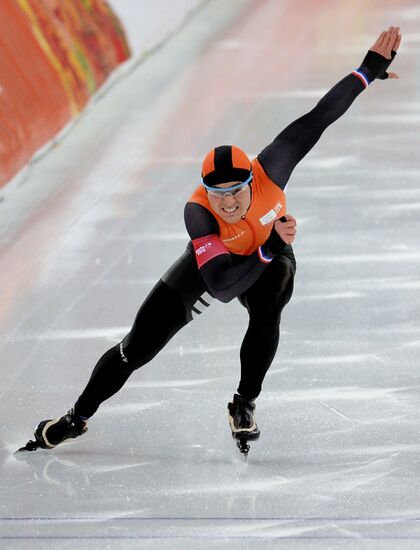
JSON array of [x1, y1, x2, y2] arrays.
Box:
[[201, 172, 253, 198]]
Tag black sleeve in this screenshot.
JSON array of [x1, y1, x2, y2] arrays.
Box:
[[358, 49, 397, 82], [257, 50, 397, 189], [184, 202, 286, 303], [184, 201, 220, 238], [257, 74, 365, 189]]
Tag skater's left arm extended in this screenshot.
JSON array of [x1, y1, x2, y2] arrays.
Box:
[[258, 26, 402, 189]]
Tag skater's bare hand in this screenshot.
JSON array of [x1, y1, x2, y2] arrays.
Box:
[[369, 26, 402, 79], [274, 214, 297, 245]]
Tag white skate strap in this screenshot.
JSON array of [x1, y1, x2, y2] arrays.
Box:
[[228, 414, 257, 434], [40, 419, 61, 448]]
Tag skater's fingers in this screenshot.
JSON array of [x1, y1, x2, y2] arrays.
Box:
[[371, 30, 386, 50], [386, 27, 400, 53], [274, 225, 296, 243], [282, 224, 296, 234], [385, 25, 395, 40], [381, 27, 399, 57], [393, 33, 402, 52], [388, 72, 399, 79], [282, 233, 296, 244], [283, 222, 297, 231], [283, 214, 297, 225], [275, 216, 297, 229], [370, 26, 400, 59], [378, 30, 387, 46]]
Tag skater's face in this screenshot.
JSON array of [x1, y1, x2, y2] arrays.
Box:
[[206, 181, 251, 223]]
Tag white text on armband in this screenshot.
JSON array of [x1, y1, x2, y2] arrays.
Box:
[[192, 235, 229, 268]]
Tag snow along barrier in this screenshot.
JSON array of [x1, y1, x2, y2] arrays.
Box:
[[0, 0, 130, 189], [110, 0, 204, 57], [0, 0, 204, 191]]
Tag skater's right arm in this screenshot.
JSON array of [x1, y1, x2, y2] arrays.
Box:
[[184, 203, 292, 303]]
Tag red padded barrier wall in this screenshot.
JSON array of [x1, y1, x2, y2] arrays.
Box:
[[0, 0, 130, 187]]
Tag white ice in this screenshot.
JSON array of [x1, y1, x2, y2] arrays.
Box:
[[1, 0, 420, 549]]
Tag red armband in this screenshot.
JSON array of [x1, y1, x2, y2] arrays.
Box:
[[192, 235, 229, 268]]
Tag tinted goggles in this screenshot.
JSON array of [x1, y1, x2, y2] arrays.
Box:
[[201, 172, 253, 198]]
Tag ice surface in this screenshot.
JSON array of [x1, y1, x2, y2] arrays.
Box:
[[1, 0, 420, 548]]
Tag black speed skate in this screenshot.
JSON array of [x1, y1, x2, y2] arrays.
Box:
[[16, 408, 87, 453], [227, 394, 260, 460]]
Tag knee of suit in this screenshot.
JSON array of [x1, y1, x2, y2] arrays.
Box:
[[118, 337, 160, 371], [117, 340, 143, 371], [259, 283, 294, 325]]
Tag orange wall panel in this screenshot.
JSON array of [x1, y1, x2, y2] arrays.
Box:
[[0, 0, 130, 188]]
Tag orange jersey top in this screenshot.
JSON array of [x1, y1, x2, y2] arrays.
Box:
[[188, 158, 286, 255]]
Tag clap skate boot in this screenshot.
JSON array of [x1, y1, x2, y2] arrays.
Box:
[[16, 408, 88, 452], [227, 393, 260, 459]]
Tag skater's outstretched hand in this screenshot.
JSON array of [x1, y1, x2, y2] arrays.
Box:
[[369, 26, 402, 78], [274, 214, 297, 245]]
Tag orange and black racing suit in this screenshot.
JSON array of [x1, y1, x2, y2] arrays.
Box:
[[74, 52, 394, 418]]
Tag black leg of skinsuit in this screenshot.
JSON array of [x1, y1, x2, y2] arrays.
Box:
[[74, 281, 189, 418], [237, 246, 296, 400], [74, 250, 206, 419], [74, 247, 294, 418]]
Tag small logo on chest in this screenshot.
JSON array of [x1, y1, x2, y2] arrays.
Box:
[[259, 202, 282, 225], [222, 231, 246, 243]]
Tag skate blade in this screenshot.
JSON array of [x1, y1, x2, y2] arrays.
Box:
[[237, 439, 250, 461], [14, 440, 42, 454]]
